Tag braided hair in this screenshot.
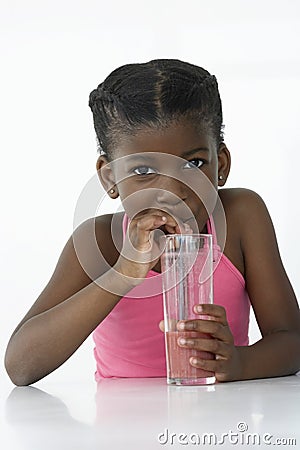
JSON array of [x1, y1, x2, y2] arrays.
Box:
[[88, 59, 224, 160]]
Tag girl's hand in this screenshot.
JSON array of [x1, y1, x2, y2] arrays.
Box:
[[114, 210, 191, 282], [177, 304, 242, 382], [159, 304, 242, 382]]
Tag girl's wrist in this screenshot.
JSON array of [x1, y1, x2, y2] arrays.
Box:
[[98, 264, 143, 297], [113, 257, 151, 286], [234, 345, 254, 381]]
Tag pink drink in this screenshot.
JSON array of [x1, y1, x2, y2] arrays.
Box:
[[166, 331, 215, 385]]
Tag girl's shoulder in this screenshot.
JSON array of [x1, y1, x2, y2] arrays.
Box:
[[219, 187, 274, 240], [218, 187, 269, 226], [217, 188, 273, 276], [219, 187, 265, 209]]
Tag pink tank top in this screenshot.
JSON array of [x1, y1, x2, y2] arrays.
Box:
[[93, 214, 250, 380]]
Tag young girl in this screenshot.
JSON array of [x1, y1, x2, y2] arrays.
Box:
[[5, 59, 300, 386]]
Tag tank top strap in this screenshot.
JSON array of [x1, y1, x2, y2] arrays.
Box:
[[206, 215, 221, 264], [122, 212, 129, 237]]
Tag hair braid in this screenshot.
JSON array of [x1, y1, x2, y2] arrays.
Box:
[[88, 59, 224, 159]]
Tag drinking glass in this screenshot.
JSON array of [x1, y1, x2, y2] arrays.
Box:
[[160, 234, 215, 386]]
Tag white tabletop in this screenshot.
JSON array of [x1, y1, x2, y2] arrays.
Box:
[[2, 375, 300, 450]]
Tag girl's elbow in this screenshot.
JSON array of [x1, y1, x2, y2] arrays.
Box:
[[4, 348, 36, 386]]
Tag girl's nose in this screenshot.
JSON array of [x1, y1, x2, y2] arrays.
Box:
[[156, 176, 188, 205]]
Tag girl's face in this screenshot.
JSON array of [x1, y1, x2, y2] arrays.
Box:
[[98, 119, 230, 232]]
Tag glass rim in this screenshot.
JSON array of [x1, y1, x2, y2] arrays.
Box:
[[161, 233, 213, 239]]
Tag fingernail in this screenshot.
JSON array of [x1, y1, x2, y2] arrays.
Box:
[[178, 322, 185, 330], [196, 305, 203, 313], [179, 338, 186, 345]]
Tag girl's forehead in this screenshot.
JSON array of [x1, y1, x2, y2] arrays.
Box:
[[113, 122, 214, 158]]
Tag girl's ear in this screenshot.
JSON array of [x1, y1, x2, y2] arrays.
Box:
[[96, 156, 119, 198], [217, 143, 231, 186]]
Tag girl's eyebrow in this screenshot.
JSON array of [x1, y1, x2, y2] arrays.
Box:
[[123, 154, 155, 164], [120, 148, 210, 164], [182, 147, 210, 157]]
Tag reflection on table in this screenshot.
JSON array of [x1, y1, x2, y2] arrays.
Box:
[[5, 374, 300, 449]]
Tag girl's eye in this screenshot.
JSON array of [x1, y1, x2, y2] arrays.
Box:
[[133, 166, 157, 176], [183, 158, 204, 169]]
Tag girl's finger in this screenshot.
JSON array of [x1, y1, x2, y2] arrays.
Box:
[[131, 214, 167, 231], [131, 210, 189, 236], [178, 336, 230, 358], [158, 320, 165, 332], [193, 304, 228, 325], [129, 215, 167, 249], [164, 224, 181, 234], [189, 356, 226, 374], [177, 319, 233, 344]]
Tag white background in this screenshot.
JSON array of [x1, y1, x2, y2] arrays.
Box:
[[1, 0, 300, 391]]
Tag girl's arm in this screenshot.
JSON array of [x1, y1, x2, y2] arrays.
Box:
[[236, 189, 300, 379], [4, 214, 133, 386], [5, 210, 179, 386], [177, 189, 300, 381]]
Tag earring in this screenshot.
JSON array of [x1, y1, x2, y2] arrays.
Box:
[[218, 175, 223, 180], [109, 188, 115, 194]]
